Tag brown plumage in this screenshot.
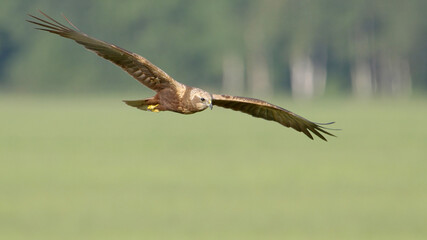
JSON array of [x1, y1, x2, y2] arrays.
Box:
[[27, 11, 337, 141]]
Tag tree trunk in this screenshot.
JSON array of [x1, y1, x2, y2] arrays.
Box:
[[222, 53, 244, 95], [247, 53, 271, 97], [244, 1, 275, 97], [290, 52, 327, 99], [351, 59, 374, 97], [377, 53, 412, 96]]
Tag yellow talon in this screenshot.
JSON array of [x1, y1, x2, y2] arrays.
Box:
[[147, 104, 159, 112]]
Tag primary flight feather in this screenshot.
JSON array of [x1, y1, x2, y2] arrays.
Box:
[[27, 11, 336, 141]]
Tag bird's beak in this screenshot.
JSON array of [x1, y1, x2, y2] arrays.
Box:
[[208, 101, 213, 110]]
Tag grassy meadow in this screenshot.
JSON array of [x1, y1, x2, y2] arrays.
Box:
[[0, 94, 426, 239]]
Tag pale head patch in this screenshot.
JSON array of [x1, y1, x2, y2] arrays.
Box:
[[189, 88, 203, 100]]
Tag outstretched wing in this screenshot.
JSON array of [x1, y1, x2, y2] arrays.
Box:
[[27, 11, 183, 92], [212, 94, 336, 141]]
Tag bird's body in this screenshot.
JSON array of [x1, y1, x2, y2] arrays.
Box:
[[125, 86, 212, 114], [27, 11, 337, 141]]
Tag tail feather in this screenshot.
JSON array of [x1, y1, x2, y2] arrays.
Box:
[[123, 99, 151, 111]]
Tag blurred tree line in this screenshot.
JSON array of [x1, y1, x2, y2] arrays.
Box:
[[0, 0, 426, 98]]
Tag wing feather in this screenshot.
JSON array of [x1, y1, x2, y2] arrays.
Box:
[[27, 11, 183, 92], [212, 94, 336, 141]]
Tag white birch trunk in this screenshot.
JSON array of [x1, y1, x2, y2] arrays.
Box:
[[290, 53, 327, 99]]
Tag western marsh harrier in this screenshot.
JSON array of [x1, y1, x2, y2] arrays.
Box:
[[27, 11, 336, 141]]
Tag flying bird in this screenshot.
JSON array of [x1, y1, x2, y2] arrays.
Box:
[[27, 11, 336, 141]]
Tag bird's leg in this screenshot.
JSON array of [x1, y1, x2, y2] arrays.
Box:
[[123, 97, 162, 112], [147, 104, 160, 112]]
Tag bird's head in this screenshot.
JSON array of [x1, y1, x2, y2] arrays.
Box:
[[190, 88, 213, 111]]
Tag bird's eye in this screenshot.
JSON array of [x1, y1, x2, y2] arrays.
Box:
[[201, 97, 205, 102]]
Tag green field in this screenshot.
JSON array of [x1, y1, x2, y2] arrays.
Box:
[[1, 94, 426, 240]]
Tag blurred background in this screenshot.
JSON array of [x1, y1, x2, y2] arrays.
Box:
[[1, 0, 427, 97], [1, 0, 426, 239]]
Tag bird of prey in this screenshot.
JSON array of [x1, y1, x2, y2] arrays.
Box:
[[27, 11, 336, 141]]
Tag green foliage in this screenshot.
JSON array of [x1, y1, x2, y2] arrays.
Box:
[[0, 0, 426, 93], [1, 95, 426, 239]]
